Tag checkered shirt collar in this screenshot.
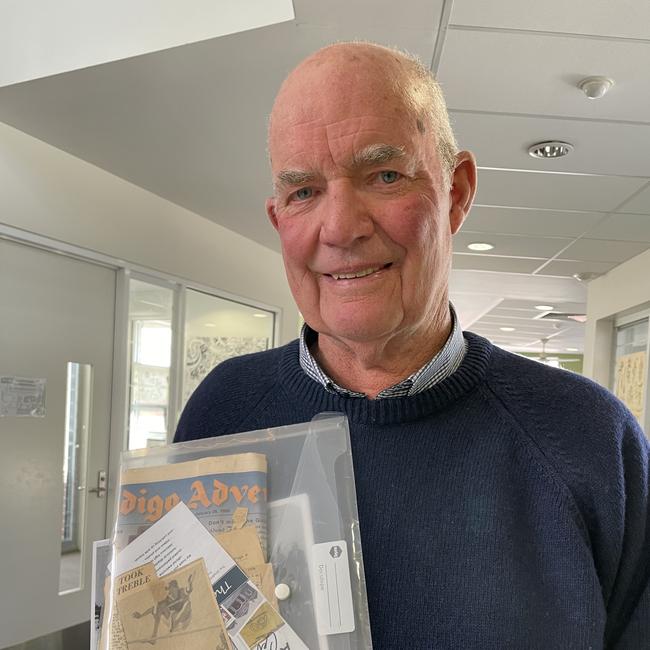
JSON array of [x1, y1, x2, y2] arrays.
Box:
[[298, 304, 466, 399]]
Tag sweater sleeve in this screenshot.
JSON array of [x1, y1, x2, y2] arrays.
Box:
[[486, 349, 650, 648], [606, 417, 650, 649]]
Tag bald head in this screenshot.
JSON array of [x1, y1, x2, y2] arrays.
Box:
[[269, 42, 458, 179]]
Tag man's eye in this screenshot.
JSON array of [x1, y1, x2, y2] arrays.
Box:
[[379, 170, 400, 184], [293, 187, 313, 201]]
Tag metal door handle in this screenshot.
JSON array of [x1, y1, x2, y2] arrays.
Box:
[[88, 470, 107, 498]]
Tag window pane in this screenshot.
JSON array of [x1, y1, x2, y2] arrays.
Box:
[[127, 280, 173, 450], [613, 319, 648, 427], [59, 362, 92, 594], [183, 290, 274, 408]]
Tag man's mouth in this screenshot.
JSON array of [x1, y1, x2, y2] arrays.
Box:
[[327, 263, 392, 280]]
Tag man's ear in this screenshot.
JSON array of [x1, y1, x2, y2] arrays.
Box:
[[266, 197, 279, 231], [449, 151, 478, 235]]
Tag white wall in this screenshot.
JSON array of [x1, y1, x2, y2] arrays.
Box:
[[0, 0, 294, 87], [0, 122, 299, 345], [583, 248, 650, 385]]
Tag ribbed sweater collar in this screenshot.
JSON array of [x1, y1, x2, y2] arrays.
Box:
[[278, 331, 494, 425]]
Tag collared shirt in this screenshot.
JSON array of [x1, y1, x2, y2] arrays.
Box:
[[298, 304, 466, 398]]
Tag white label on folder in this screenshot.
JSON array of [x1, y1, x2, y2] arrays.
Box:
[[312, 540, 355, 635]]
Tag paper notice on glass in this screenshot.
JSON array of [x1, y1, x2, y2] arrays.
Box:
[[114, 502, 307, 650], [0, 376, 46, 417]]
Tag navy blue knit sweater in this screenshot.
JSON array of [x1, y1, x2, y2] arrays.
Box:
[[175, 332, 650, 649]]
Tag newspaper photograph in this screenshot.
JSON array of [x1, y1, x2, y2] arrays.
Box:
[[115, 559, 231, 649], [112, 501, 308, 650], [116, 453, 268, 553]]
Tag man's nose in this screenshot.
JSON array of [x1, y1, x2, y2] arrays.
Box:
[[319, 181, 375, 247]]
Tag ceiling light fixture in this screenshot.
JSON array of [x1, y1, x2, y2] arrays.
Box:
[[567, 347, 579, 352], [535, 305, 554, 311], [467, 242, 494, 251], [573, 272, 602, 282], [253, 313, 268, 318], [500, 326, 515, 332], [205, 322, 216, 327], [578, 76, 614, 99], [528, 141, 573, 159]]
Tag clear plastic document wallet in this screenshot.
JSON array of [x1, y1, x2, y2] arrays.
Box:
[[96, 414, 372, 650]]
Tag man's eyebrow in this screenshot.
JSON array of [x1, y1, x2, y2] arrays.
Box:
[[273, 144, 407, 192], [351, 143, 406, 167], [274, 169, 317, 192]]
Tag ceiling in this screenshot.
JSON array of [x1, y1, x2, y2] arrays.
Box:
[[1, 0, 649, 355]]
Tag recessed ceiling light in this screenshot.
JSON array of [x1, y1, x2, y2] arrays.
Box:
[[253, 313, 268, 318], [500, 326, 516, 332], [567, 347, 579, 352], [467, 242, 494, 252], [535, 305, 554, 311], [528, 141, 573, 159]]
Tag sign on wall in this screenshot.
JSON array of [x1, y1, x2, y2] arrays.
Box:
[[0, 376, 46, 417]]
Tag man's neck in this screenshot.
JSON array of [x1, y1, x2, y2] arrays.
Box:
[[312, 307, 453, 399]]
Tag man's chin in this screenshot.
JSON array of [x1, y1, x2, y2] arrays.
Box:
[[316, 317, 402, 346]]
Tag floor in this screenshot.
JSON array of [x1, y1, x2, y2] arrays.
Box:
[[58, 551, 81, 592], [2, 553, 87, 650], [2, 622, 89, 650]]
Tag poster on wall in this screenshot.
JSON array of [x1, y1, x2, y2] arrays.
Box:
[[0, 376, 46, 417], [614, 351, 647, 423], [183, 336, 269, 406]]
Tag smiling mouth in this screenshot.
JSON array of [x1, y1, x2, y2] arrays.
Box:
[[327, 263, 392, 280]]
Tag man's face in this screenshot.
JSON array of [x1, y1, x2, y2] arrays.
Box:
[[267, 56, 468, 346]]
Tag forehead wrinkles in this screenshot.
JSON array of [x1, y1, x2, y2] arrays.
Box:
[[324, 117, 413, 166]]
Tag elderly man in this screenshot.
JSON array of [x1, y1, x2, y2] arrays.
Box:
[[175, 43, 649, 648]]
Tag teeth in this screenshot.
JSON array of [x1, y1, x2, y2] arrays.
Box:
[[331, 267, 380, 280]]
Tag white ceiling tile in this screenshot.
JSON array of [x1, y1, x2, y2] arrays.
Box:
[[557, 238, 650, 262], [452, 254, 543, 273], [454, 230, 572, 257], [463, 205, 603, 238], [497, 298, 586, 311], [474, 169, 646, 212], [296, 0, 444, 29], [451, 293, 502, 329], [450, 269, 587, 303], [618, 183, 650, 215], [0, 0, 296, 87], [491, 307, 540, 316], [537, 259, 618, 277], [585, 213, 650, 241], [450, 111, 650, 179], [471, 324, 546, 336], [450, 0, 650, 40], [479, 317, 561, 333], [438, 29, 650, 122]]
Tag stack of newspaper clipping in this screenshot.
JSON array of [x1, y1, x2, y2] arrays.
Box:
[[97, 416, 373, 650]]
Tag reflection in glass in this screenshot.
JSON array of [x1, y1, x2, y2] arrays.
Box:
[[183, 290, 275, 409], [59, 362, 92, 594]]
